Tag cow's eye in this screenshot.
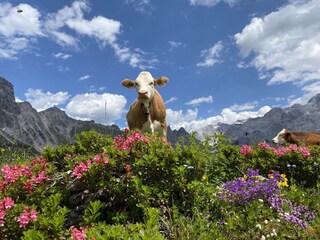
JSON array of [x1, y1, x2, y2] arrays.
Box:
[[149, 82, 154, 86], [135, 82, 140, 87]]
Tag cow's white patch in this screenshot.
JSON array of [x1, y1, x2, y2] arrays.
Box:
[[141, 118, 164, 136], [272, 128, 287, 144]]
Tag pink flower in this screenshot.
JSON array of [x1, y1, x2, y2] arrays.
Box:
[[72, 160, 91, 179], [17, 206, 38, 228], [125, 164, 131, 174], [70, 226, 88, 240], [240, 145, 252, 155], [1, 198, 15, 210], [32, 171, 49, 184]]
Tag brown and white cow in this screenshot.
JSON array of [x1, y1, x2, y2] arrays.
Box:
[[121, 71, 169, 138], [272, 128, 320, 146]]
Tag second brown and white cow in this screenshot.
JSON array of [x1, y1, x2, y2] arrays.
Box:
[[121, 71, 169, 138], [272, 128, 320, 146]]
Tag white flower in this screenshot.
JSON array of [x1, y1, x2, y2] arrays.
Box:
[[256, 224, 262, 230], [261, 235, 266, 240]]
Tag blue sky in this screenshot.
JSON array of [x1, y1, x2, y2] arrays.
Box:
[[1, 0, 320, 132]]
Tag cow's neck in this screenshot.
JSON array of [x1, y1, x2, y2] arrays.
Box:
[[140, 99, 151, 115]]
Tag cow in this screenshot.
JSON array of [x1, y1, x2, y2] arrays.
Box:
[[272, 128, 320, 146], [121, 71, 169, 139]]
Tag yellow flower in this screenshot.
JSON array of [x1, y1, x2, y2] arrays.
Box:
[[242, 175, 247, 181], [278, 174, 289, 188]]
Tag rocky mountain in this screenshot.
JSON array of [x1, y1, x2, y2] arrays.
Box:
[[196, 94, 320, 145], [0, 77, 190, 153]]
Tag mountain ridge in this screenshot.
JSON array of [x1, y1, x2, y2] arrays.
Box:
[[196, 94, 320, 144]]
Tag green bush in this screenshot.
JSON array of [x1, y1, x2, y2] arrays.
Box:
[[0, 130, 319, 239]]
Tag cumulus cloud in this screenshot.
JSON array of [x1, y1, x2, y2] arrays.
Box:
[[185, 95, 213, 106], [235, 0, 320, 101], [197, 41, 223, 67], [65, 93, 127, 125], [167, 105, 271, 132], [25, 89, 71, 111], [189, 0, 239, 7], [0, 3, 43, 59], [0, 1, 157, 69]]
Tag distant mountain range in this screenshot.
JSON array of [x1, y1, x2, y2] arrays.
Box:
[[196, 93, 320, 145], [1, 76, 320, 152], [0, 77, 190, 152]]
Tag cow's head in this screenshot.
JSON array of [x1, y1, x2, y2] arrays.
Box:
[[272, 128, 290, 144], [121, 71, 168, 101]]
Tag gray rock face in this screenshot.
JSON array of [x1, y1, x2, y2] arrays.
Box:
[[0, 77, 122, 152], [197, 94, 320, 145]]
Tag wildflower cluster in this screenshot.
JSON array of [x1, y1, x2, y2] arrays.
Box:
[[70, 226, 92, 240], [220, 169, 316, 229], [240, 145, 252, 155], [218, 169, 283, 205], [114, 130, 150, 151], [257, 142, 310, 157], [71, 153, 109, 179], [0, 156, 49, 194], [0, 198, 15, 227], [268, 196, 315, 228], [17, 206, 38, 228]]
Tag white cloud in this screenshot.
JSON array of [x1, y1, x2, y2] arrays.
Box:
[[112, 43, 158, 69], [53, 52, 72, 59], [169, 41, 185, 48], [167, 105, 271, 132], [25, 89, 71, 111], [235, 0, 320, 88], [79, 75, 92, 81], [0, 3, 43, 59], [166, 108, 199, 130], [0, 1, 157, 69], [185, 95, 213, 106], [189, 0, 239, 7], [0, 3, 43, 37], [197, 41, 223, 67], [288, 81, 320, 105], [65, 93, 127, 125], [229, 101, 258, 111], [126, 0, 153, 14], [165, 97, 178, 105]]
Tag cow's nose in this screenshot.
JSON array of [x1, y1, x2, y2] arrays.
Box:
[[138, 90, 148, 95]]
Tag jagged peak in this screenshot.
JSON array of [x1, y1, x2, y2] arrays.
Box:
[[307, 93, 320, 105]]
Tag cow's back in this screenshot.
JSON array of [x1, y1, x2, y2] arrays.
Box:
[[289, 132, 320, 145]]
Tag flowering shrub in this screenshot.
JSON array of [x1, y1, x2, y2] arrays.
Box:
[[257, 142, 310, 157], [0, 131, 318, 239], [218, 169, 283, 205]]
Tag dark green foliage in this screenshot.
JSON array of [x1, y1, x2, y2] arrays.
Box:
[[0, 130, 319, 239]]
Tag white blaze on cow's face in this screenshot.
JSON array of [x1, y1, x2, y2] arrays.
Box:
[[134, 72, 155, 100], [272, 128, 287, 144]]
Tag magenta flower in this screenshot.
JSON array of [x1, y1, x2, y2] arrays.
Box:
[[70, 226, 88, 240], [240, 145, 252, 155], [17, 206, 38, 228]]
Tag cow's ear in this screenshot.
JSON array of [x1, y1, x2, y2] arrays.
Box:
[[154, 77, 169, 87], [121, 79, 135, 88], [284, 132, 291, 140]]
